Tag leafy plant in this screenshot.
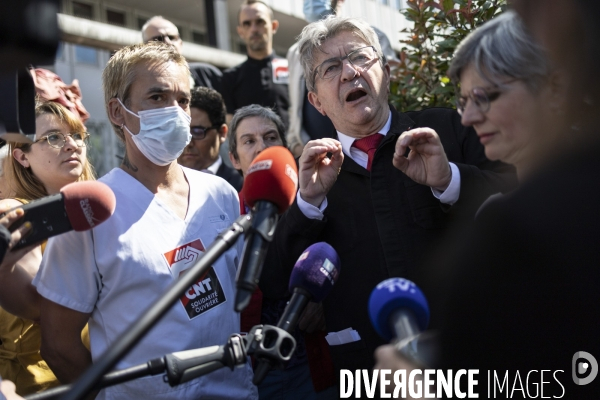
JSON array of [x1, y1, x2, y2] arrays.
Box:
[[390, 0, 507, 111]]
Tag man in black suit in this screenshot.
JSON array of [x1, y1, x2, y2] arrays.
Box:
[[178, 87, 243, 191], [260, 15, 515, 394]]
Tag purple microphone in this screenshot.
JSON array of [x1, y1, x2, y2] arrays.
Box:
[[276, 242, 341, 331], [253, 242, 340, 384]]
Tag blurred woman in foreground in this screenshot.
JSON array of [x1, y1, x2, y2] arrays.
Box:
[[424, 4, 600, 397], [376, 9, 600, 397], [0, 101, 94, 395]]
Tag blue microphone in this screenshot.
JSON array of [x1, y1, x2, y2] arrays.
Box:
[[369, 278, 437, 366]]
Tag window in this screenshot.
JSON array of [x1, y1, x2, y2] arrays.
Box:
[[106, 9, 126, 26], [192, 31, 206, 45], [74, 45, 98, 65], [72, 1, 93, 19]]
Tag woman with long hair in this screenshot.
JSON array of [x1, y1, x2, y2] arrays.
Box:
[[0, 100, 95, 396]]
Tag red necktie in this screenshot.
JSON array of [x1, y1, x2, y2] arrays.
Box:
[[352, 134, 384, 171]]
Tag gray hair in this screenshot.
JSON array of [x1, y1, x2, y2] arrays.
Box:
[[448, 10, 551, 92], [297, 15, 387, 93], [229, 105, 287, 160]]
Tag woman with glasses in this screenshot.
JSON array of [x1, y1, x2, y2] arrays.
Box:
[[448, 10, 565, 181], [0, 100, 95, 396]]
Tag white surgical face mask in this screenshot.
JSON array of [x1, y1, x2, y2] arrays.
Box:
[[118, 98, 192, 166]]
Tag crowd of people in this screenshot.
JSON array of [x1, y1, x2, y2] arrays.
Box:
[[1, 0, 599, 399]]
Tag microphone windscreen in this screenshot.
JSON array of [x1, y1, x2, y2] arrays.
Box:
[[243, 146, 298, 214], [289, 242, 340, 302], [368, 278, 430, 341], [61, 181, 116, 231]]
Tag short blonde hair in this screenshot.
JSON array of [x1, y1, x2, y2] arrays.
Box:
[[5, 101, 96, 201], [102, 41, 189, 142]]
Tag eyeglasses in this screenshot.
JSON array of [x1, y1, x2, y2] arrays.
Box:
[[456, 80, 517, 115], [312, 46, 379, 84], [33, 132, 89, 149], [190, 126, 218, 140], [148, 34, 180, 43]]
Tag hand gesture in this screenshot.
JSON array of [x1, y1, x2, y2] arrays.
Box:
[[393, 128, 452, 191], [298, 139, 344, 207]]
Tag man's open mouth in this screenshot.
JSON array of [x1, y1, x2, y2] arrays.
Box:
[[346, 90, 367, 102]]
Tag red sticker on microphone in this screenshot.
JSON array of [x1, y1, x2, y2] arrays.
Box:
[[163, 239, 227, 320]]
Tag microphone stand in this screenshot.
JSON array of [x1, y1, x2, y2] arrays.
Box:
[[26, 325, 297, 400], [56, 214, 252, 400]]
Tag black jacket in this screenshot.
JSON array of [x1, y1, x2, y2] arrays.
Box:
[[422, 138, 600, 398], [216, 162, 243, 193]]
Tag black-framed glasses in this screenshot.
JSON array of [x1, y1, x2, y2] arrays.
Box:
[[312, 45, 379, 84], [33, 132, 89, 149], [456, 80, 517, 115], [190, 126, 218, 140], [149, 34, 180, 43]]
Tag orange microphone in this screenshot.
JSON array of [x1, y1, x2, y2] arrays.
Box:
[[235, 146, 298, 312]]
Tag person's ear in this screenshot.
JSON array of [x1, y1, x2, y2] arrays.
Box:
[[272, 19, 279, 34], [229, 151, 242, 171], [383, 63, 391, 94], [308, 91, 326, 116], [12, 148, 30, 169], [218, 124, 228, 143], [107, 98, 126, 128]]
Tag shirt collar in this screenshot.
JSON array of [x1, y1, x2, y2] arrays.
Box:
[[204, 156, 222, 175], [337, 110, 392, 157]]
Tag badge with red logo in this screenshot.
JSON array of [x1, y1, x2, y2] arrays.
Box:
[[272, 58, 289, 84], [163, 239, 226, 320]]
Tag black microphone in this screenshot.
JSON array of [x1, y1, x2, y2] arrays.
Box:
[[3, 181, 116, 250], [235, 147, 298, 312], [253, 242, 341, 384]]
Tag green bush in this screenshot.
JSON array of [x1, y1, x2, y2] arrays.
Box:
[[389, 0, 507, 111]]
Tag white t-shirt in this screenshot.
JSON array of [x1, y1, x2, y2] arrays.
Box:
[[33, 167, 257, 400]]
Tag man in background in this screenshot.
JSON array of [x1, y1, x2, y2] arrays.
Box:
[[178, 87, 243, 191], [142, 16, 222, 92], [221, 1, 289, 128]]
